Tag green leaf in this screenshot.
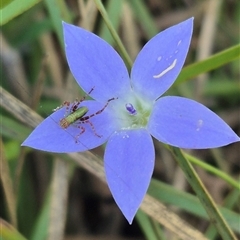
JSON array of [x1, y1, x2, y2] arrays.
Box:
[[184, 152, 240, 190], [170, 147, 236, 239], [175, 44, 240, 85], [1, 115, 31, 141], [136, 211, 161, 240], [30, 193, 50, 240], [0, 0, 42, 25], [44, 0, 72, 49], [148, 179, 240, 233], [93, 0, 132, 69], [136, 209, 165, 240], [203, 78, 240, 98], [0, 0, 15, 9], [129, 0, 158, 38], [99, 0, 122, 45], [1, 219, 27, 240]]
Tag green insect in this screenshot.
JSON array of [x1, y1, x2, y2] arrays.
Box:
[[60, 106, 88, 128], [56, 88, 116, 140]]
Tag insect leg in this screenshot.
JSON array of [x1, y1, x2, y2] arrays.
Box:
[[81, 97, 117, 120], [74, 126, 86, 142], [53, 87, 95, 113], [53, 101, 71, 112], [81, 119, 102, 138], [71, 87, 95, 112]]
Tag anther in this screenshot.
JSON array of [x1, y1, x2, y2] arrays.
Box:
[[125, 103, 137, 115]]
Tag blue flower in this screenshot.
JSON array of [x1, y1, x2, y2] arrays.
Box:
[[22, 18, 240, 223]]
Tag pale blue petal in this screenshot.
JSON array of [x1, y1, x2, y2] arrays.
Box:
[[131, 18, 193, 101], [22, 101, 118, 152], [148, 96, 240, 148], [63, 22, 131, 103], [104, 129, 155, 223]]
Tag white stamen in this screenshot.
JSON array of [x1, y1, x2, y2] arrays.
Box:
[[153, 59, 177, 79]]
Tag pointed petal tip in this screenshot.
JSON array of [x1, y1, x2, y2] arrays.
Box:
[[149, 96, 240, 149], [21, 101, 117, 153], [131, 17, 194, 101], [63, 20, 130, 102], [21, 141, 27, 147], [104, 129, 154, 227], [187, 16, 194, 21], [62, 21, 70, 28], [126, 216, 134, 225], [232, 135, 240, 144], [119, 206, 136, 225]]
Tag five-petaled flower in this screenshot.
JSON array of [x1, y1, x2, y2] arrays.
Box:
[[22, 18, 240, 224]]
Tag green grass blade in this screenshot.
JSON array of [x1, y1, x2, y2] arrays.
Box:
[[129, 0, 158, 38], [184, 152, 240, 190], [175, 44, 240, 85], [44, 0, 71, 48], [1, 115, 31, 141], [30, 191, 50, 240], [136, 211, 160, 240], [0, 0, 15, 9], [99, 0, 122, 45], [148, 179, 240, 233], [170, 147, 237, 239], [0, 0, 42, 25], [93, 0, 133, 69], [205, 188, 240, 239], [1, 219, 27, 240]]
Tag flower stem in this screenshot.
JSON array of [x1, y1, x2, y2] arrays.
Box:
[[170, 146, 237, 240], [93, 0, 133, 69], [183, 152, 240, 190]]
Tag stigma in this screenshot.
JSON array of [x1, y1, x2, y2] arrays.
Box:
[[125, 103, 137, 115]]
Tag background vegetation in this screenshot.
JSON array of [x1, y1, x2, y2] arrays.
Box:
[[1, 0, 239, 239]]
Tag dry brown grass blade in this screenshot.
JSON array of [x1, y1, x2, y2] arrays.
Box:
[[37, 11, 64, 88], [0, 32, 29, 104], [194, 0, 223, 100], [121, 1, 140, 60], [0, 137, 18, 227], [47, 158, 69, 240], [78, 0, 98, 31], [0, 86, 208, 240]]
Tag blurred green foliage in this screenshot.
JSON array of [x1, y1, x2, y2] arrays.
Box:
[[1, 0, 239, 240]]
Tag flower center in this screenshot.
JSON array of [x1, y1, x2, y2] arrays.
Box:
[[114, 94, 153, 130]]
